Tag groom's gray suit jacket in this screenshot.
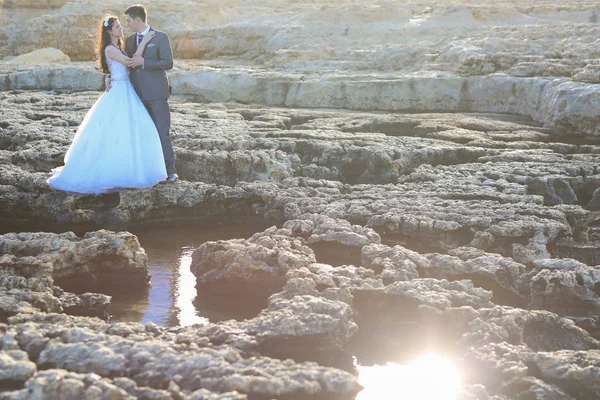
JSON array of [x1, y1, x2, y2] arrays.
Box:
[[124, 28, 177, 175], [125, 28, 173, 101]]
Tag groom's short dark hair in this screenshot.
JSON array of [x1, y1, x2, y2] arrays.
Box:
[[125, 4, 147, 22]]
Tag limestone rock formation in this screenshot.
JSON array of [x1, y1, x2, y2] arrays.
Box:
[[0, 230, 149, 289], [1, 1, 600, 134], [0, 230, 147, 320], [7, 48, 70, 64], [2, 313, 361, 399], [2, 0, 600, 398]]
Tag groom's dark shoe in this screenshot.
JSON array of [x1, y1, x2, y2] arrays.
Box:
[[161, 173, 178, 184]]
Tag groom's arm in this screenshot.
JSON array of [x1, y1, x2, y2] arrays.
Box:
[[142, 32, 174, 71]]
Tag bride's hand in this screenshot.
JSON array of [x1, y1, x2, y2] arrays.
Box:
[[140, 31, 155, 45]]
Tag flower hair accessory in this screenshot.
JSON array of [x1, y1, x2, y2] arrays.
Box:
[[103, 17, 111, 27]]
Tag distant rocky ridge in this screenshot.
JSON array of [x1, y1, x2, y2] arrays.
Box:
[[2, 0, 600, 134], [2, 0, 599, 73]]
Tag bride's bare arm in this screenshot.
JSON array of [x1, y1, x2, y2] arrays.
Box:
[[105, 45, 131, 65], [126, 31, 156, 68], [133, 31, 155, 57], [105, 32, 155, 66]]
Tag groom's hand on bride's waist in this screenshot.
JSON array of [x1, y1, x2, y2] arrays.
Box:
[[105, 76, 112, 92]]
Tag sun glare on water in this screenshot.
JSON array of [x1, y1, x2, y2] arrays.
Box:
[[175, 248, 209, 326], [356, 354, 461, 400]]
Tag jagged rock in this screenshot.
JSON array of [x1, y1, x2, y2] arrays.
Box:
[[2, 4, 600, 396], [527, 350, 600, 399], [0, 369, 134, 400], [0, 247, 61, 320], [7, 48, 70, 64], [457, 306, 600, 351], [460, 342, 538, 395], [500, 376, 576, 400], [573, 64, 600, 84], [0, 230, 149, 290], [190, 228, 315, 295], [3, 313, 361, 399], [0, 349, 37, 384], [361, 243, 425, 283], [349, 279, 495, 364], [0, 63, 103, 91], [351, 279, 494, 335], [528, 258, 600, 317], [461, 338, 600, 400], [1, 92, 598, 267], [570, 315, 600, 341], [0, 289, 62, 319], [425, 247, 528, 307], [54, 288, 111, 318], [277, 263, 383, 305], [0, 230, 150, 321], [242, 295, 357, 368], [187, 389, 247, 400], [284, 214, 380, 245]]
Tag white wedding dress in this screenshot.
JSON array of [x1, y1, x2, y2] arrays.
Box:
[[48, 54, 167, 195]]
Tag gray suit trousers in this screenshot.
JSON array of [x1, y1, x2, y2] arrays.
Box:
[[143, 98, 176, 175]]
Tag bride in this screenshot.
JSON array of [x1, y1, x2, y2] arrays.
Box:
[[47, 16, 167, 194]]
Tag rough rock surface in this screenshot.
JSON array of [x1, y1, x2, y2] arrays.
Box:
[[7, 48, 70, 64], [2, 0, 600, 134], [0, 230, 146, 321], [2, 0, 600, 399], [0, 230, 149, 288], [2, 89, 600, 398], [1, 313, 361, 399]]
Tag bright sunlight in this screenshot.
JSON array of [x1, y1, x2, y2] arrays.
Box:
[[356, 353, 461, 400], [175, 248, 208, 326]]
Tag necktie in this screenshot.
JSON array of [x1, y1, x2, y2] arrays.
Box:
[[137, 34, 143, 46]]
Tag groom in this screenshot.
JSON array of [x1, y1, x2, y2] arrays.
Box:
[[124, 4, 178, 183]]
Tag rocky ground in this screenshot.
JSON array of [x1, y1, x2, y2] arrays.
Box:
[[1, 89, 600, 399], [2, 0, 600, 399]]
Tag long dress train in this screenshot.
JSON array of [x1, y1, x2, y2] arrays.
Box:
[[47, 55, 167, 194]]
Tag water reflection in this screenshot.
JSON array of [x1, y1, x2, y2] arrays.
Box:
[[106, 223, 264, 326], [175, 248, 207, 326], [130, 247, 207, 326], [356, 354, 461, 400]]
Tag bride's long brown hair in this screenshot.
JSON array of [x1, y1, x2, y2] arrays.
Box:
[[96, 16, 122, 74]]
